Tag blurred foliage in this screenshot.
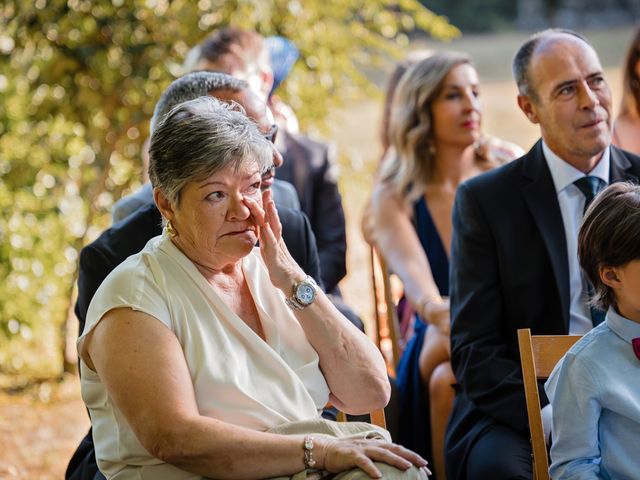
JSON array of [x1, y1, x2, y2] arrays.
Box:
[[0, 0, 458, 386], [420, 0, 517, 32]]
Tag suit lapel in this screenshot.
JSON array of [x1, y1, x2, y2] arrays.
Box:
[[609, 146, 637, 183], [521, 141, 571, 329]]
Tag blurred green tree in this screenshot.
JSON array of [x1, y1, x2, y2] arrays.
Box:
[[0, 0, 458, 386]]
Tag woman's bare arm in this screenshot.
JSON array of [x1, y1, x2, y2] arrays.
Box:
[[246, 192, 391, 415], [370, 182, 449, 334]]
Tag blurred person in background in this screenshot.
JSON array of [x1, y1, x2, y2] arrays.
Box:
[[185, 27, 347, 296], [184, 27, 369, 335], [368, 51, 522, 480], [613, 27, 640, 155], [112, 44, 299, 221], [264, 35, 301, 134]]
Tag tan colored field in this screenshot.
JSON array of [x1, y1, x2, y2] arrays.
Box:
[[0, 26, 631, 479]]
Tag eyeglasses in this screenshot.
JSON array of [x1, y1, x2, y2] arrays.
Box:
[[263, 124, 278, 144], [262, 165, 276, 178]]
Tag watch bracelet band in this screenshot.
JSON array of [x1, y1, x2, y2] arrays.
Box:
[[285, 296, 305, 311]]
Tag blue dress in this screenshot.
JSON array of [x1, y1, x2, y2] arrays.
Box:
[[395, 196, 449, 468]]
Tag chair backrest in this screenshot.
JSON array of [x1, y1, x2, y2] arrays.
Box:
[[335, 408, 387, 429], [369, 245, 402, 373], [517, 329, 582, 480]]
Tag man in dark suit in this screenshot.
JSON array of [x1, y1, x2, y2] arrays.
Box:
[[275, 129, 346, 293], [66, 72, 322, 480], [445, 29, 640, 480]]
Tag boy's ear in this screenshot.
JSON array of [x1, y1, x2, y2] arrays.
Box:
[[599, 266, 621, 289]]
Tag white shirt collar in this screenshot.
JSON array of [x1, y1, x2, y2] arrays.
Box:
[[542, 141, 610, 194]]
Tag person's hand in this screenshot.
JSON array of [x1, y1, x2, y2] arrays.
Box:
[[421, 297, 450, 337], [243, 190, 306, 292], [316, 437, 431, 478]]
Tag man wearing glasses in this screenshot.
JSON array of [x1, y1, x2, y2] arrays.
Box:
[[111, 74, 300, 221]]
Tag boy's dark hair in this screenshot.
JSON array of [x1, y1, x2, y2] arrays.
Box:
[[578, 182, 640, 310]]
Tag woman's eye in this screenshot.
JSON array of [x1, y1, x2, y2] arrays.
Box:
[[245, 182, 261, 194], [206, 191, 226, 201]]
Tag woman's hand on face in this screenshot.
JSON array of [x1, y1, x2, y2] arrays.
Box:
[[243, 190, 306, 292], [317, 437, 430, 478]]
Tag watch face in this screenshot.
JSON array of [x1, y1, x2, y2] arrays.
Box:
[[296, 283, 316, 305]]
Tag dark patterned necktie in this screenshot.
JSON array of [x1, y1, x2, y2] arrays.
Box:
[[633, 338, 640, 361], [574, 176, 605, 214], [574, 176, 606, 326]]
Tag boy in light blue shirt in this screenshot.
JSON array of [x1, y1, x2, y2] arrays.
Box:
[[546, 181, 640, 480]]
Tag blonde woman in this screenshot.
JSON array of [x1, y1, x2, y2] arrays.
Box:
[[369, 51, 522, 480]]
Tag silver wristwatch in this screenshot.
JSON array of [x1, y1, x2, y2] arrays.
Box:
[[285, 276, 318, 311]]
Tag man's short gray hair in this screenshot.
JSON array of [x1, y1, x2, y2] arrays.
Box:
[[512, 28, 590, 102], [150, 71, 248, 133], [149, 96, 272, 205]]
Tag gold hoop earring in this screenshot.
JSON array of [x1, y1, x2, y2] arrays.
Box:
[[166, 220, 177, 237]]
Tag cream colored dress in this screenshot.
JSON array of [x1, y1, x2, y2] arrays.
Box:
[[78, 234, 330, 479]]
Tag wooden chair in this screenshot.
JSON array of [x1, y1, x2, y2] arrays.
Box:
[[517, 329, 582, 480], [369, 245, 403, 374], [335, 408, 386, 428]]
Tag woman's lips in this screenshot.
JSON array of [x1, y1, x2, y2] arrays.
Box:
[[223, 227, 256, 237]]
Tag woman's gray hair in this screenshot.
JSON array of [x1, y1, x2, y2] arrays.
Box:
[[149, 96, 273, 205]]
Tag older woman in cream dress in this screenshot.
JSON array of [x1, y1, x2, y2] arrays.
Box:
[[78, 96, 430, 479]]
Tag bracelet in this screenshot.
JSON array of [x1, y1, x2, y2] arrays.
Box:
[[303, 435, 316, 469]]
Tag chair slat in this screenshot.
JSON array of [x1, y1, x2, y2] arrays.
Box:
[[518, 329, 581, 480], [531, 335, 581, 376]]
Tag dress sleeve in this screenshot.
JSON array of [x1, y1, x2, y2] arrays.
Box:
[[78, 252, 173, 359]]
